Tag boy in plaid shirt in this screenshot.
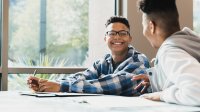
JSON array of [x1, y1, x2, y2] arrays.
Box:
[[28, 16, 150, 96]]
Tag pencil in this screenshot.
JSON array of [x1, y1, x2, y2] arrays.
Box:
[[33, 69, 37, 76]]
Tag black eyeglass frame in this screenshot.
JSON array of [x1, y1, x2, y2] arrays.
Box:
[[105, 30, 130, 37]]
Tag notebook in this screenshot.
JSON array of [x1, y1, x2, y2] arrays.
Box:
[[19, 91, 102, 97]]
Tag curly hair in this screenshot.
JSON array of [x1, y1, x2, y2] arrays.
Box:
[[105, 16, 130, 30]]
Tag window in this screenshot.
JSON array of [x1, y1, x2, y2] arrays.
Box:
[[193, 0, 200, 34], [9, 0, 89, 67], [9, 0, 90, 67], [1, 0, 115, 91]]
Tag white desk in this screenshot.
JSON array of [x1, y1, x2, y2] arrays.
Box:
[[0, 91, 200, 112]]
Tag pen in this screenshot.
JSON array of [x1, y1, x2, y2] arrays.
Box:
[[33, 69, 37, 76], [31, 69, 39, 86]]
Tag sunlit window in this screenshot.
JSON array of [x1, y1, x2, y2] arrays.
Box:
[[9, 0, 89, 67], [193, 0, 200, 34]]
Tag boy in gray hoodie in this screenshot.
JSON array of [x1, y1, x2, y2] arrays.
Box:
[[132, 0, 200, 106]]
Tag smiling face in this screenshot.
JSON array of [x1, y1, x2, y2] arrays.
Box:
[[104, 22, 132, 55]]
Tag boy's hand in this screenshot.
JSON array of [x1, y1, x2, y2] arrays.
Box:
[[131, 74, 150, 94], [140, 92, 161, 101], [38, 80, 61, 92], [27, 76, 40, 92], [27, 76, 60, 92]]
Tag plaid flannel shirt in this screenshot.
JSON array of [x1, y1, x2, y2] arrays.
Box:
[[60, 46, 150, 96]]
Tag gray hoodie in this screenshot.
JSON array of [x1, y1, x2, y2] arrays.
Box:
[[164, 27, 200, 62], [148, 27, 200, 106]]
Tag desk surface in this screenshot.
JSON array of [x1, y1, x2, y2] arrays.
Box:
[[0, 91, 200, 112]]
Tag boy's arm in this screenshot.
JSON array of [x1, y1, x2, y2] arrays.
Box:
[[60, 71, 141, 96], [60, 57, 150, 96]]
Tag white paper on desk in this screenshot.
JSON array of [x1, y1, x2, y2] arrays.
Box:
[[19, 91, 56, 97], [19, 91, 102, 97]]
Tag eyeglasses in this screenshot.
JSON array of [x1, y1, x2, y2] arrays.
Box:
[[106, 30, 130, 38]]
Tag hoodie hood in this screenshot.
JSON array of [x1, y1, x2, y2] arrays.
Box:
[[161, 27, 200, 62]]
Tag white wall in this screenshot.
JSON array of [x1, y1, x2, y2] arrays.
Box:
[[88, 0, 115, 66]]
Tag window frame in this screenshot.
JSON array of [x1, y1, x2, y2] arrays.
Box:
[[1, 0, 9, 91], [0, 0, 2, 89]]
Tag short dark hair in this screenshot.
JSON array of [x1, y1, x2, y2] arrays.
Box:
[[138, 0, 177, 15], [138, 0, 180, 33], [105, 16, 130, 30]]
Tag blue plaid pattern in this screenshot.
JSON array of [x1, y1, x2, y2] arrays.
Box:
[[60, 46, 150, 96]]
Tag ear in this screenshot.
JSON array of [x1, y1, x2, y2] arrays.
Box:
[[129, 35, 133, 43], [149, 21, 156, 34], [104, 36, 106, 41]]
